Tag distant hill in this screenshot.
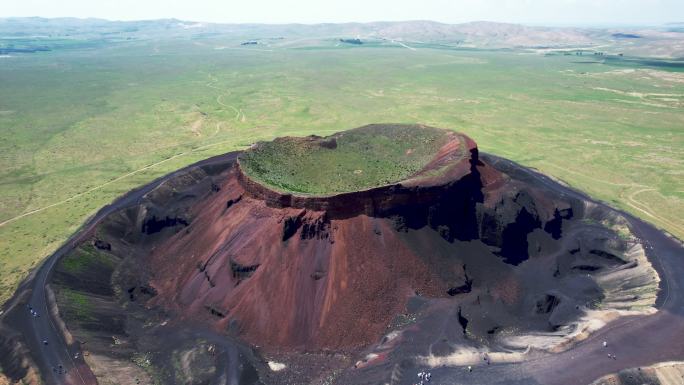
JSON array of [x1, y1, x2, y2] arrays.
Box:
[[1, 17, 683, 58]]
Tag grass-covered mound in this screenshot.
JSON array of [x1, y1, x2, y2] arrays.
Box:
[[238, 124, 459, 195]]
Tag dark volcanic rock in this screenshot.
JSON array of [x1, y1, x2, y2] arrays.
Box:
[[141, 215, 189, 234], [39, 125, 656, 367]]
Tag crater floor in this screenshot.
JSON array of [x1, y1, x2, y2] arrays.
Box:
[[238, 124, 469, 195]]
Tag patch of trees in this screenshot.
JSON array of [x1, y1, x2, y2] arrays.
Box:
[[339, 38, 363, 45], [612, 33, 641, 39], [0, 46, 51, 54]]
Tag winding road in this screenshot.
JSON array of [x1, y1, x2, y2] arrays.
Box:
[[1, 152, 239, 385]]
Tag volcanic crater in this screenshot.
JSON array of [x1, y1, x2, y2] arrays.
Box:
[[40, 124, 661, 384]]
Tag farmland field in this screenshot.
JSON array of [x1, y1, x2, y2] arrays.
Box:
[[0, 34, 682, 305]]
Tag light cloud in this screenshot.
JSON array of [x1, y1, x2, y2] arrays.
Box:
[[3, 0, 682, 25]]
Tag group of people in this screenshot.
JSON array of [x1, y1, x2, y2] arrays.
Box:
[[603, 341, 617, 359], [27, 304, 40, 318], [414, 370, 432, 385], [27, 303, 72, 376], [51, 365, 66, 375]]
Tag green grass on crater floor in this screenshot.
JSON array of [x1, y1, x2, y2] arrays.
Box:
[[239, 124, 454, 194], [0, 36, 682, 306]]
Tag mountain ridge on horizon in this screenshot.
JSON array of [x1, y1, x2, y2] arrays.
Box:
[[1, 16, 683, 59]]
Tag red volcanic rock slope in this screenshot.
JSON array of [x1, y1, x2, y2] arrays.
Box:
[[147, 126, 562, 352], [149, 174, 448, 350]]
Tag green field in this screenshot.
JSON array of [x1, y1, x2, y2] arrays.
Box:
[[239, 124, 455, 194], [0, 35, 682, 305]]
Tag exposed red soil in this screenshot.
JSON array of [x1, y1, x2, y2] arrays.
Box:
[[147, 130, 567, 352], [149, 165, 453, 351]]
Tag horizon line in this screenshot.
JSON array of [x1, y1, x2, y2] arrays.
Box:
[[0, 15, 679, 29]]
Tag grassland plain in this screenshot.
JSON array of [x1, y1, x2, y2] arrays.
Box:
[[0, 37, 682, 305]]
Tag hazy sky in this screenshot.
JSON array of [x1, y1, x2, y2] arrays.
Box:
[[4, 0, 683, 25]]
